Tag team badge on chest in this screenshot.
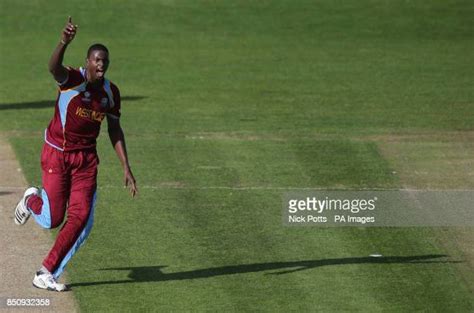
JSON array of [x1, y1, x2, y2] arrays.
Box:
[[100, 97, 109, 109], [81, 91, 91, 102]]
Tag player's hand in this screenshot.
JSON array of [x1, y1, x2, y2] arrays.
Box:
[[124, 167, 138, 197], [61, 16, 78, 45]]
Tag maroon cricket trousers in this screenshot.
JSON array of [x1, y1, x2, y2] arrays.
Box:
[[27, 143, 98, 278]]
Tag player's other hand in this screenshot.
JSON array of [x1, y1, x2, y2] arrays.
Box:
[[61, 16, 78, 44], [124, 167, 138, 198]]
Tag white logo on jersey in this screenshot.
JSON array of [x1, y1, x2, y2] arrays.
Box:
[[82, 91, 92, 102], [100, 97, 109, 108]]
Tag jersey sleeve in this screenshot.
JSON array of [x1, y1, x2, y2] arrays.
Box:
[[107, 84, 121, 119], [58, 67, 84, 91]]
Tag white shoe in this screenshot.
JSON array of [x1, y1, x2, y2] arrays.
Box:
[[32, 271, 68, 292], [14, 187, 40, 225]]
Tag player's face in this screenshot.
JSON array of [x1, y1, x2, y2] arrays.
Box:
[[86, 50, 109, 81]]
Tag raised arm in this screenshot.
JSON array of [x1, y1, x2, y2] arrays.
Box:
[[48, 16, 78, 83]]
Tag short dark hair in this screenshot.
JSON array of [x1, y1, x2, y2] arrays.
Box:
[[87, 43, 109, 58]]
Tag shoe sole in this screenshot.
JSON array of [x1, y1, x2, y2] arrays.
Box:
[[32, 282, 58, 292], [32, 278, 69, 292], [14, 202, 31, 225], [14, 204, 31, 226], [14, 188, 38, 225], [14, 201, 31, 225]]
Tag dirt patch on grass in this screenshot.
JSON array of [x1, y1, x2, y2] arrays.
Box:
[[364, 130, 474, 143], [158, 181, 187, 188], [181, 130, 474, 144], [373, 130, 474, 294], [436, 227, 474, 293], [0, 135, 78, 312], [184, 131, 288, 142], [376, 137, 474, 189]]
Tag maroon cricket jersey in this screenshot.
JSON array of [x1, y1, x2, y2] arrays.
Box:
[[45, 67, 121, 151]]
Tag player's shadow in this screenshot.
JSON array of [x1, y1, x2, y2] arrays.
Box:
[[69, 254, 456, 288], [0, 96, 146, 111]]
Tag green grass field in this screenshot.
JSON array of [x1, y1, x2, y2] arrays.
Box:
[[1, 0, 473, 312]]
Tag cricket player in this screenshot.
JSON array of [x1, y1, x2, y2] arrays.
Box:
[[13, 17, 138, 292]]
